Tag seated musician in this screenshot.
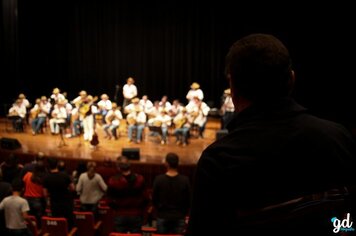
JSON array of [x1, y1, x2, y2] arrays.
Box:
[[103, 102, 122, 140], [185, 96, 210, 138], [125, 98, 145, 143], [49, 99, 68, 135], [8, 98, 27, 132], [127, 106, 147, 144], [97, 93, 112, 124], [149, 108, 172, 145], [173, 108, 192, 146], [30, 96, 51, 135]]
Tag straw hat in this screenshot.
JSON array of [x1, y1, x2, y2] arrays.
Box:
[[224, 88, 231, 95], [190, 82, 200, 89], [53, 88, 60, 94], [101, 94, 109, 100], [18, 93, 25, 99], [131, 97, 139, 103]]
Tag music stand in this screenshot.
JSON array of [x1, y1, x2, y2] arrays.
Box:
[[57, 122, 68, 147]]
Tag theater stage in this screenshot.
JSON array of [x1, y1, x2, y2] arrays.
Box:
[[0, 117, 221, 165]]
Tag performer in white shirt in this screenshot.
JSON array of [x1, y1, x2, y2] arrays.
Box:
[[220, 88, 235, 129], [8, 98, 27, 132], [103, 102, 122, 140], [30, 96, 51, 135], [97, 93, 112, 124], [186, 96, 210, 138], [186, 82, 204, 106], [139, 95, 153, 115], [122, 77, 138, 109], [49, 99, 68, 134]]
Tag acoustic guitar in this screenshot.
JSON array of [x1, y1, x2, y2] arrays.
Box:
[[174, 117, 187, 129], [79, 96, 98, 116]]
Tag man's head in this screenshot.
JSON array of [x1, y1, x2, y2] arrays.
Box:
[[165, 152, 179, 169], [225, 34, 294, 104], [117, 156, 131, 172]]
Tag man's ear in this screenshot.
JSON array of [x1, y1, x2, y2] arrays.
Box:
[[288, 70, 296, 95]]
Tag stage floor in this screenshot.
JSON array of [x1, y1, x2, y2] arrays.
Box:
[[0, 117, 221, 165]]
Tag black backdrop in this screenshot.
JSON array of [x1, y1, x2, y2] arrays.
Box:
[[1, 0, 355, 129]]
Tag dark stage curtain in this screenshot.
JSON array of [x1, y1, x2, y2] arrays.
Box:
[[6, 0, 229, 108]]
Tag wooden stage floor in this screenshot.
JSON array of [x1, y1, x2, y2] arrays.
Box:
[[0, 117, 221, 165]]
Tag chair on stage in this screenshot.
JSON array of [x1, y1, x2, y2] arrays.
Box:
[[41, 216, 77, 236], [73, 211, 102, 236]]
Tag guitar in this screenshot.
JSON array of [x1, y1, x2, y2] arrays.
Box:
[[174, 117, 187, 129], [79, 96, 98, 116], [127, 117, 136, 125]]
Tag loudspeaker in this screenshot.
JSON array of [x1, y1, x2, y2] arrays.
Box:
[[216, 129, 228, 140], [0, 137, 22, 150], [122, 148, 140, 160]]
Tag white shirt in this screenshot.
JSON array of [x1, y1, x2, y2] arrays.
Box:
[[123, 84, 138, 99]]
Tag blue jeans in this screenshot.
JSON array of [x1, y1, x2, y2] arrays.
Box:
[[156, 218, 186, 234]]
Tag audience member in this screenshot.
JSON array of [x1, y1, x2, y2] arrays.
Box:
[[76, 161, 107, 215], [0, 171, 12, 236], [22, 161, 47, 228], [152, 153, 191, 234], [186, 33, 356, 235], [43, 158, 75, 229], [107, 156, 150, 233], [0, 178, 32, 236]]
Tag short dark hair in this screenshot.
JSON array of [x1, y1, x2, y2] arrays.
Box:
[[11, 178, 23, 192], [225, 34, 292, 102], [47, 158, 58, 170], [166, 153, 179, 169]]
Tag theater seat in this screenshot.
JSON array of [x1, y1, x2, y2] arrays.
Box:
[[41, 216, 77, 236], [73, 211, 102, 236]]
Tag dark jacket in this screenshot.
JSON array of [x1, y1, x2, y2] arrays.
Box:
[[187, 98, 356, 235]]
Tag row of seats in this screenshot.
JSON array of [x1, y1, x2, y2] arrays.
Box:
[[27, 209, 184, 236]]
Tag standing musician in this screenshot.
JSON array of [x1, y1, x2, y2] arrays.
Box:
[[220, 88, 235, 129], [173, 108, 192, 147], [186, 82, 204, 107], [122, 77, 138, 109], [30, 96, 51, 135], [71, 90, 88, 106], [79, 95, 98, 142], [8, 98, 27, 132], [103, 102, 122, 140]]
